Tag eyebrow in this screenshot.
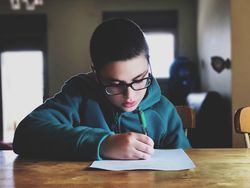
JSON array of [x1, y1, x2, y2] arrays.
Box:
[[104, 70, 148, 83]]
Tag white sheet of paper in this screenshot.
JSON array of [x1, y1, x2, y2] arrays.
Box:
[[90, 149, 195, 171]]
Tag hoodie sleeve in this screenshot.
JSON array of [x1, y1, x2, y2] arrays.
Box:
[[13, 76, 113, 160], [159, 99, 191, 149]]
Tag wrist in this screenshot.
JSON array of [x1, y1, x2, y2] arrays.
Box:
[[97, 134, 113, 160], [99, 135, 113, 159]]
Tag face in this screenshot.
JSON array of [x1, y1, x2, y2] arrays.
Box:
[[98, 54, 149, 112]]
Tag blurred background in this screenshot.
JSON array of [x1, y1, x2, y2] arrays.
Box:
[[0, 0, 248, 149]]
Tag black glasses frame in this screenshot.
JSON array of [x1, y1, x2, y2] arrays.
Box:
[[92, 62, 154, 96], [101, 74, 152, 96]]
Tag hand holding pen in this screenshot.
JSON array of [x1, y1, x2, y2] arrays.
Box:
[[100, 132, 154, 160]]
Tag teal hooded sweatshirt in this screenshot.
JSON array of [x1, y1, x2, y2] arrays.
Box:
[[13, 72, 191, 160]]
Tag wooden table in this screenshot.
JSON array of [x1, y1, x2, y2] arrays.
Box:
[[1, 149, 250, 188]]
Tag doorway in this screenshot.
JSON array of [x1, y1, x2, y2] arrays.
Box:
[[1, 51, 44, 142]]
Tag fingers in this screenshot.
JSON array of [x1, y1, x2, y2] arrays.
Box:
[[134, 139, 154, 155], [131, 149, 152, 160], [100, 132, 155, 160], [131, 133, 154, 159], [134, 133, 154, 147]]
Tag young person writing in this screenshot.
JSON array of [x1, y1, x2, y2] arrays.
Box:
[[13, 18, 191, 160]]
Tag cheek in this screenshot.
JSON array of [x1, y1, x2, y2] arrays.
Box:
[[106, 95, 122, 105], [137, 89, 147, 100]]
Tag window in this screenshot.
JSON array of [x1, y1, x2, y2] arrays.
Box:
[[1, 51, 44, 142], [144, 32, 175, 78]]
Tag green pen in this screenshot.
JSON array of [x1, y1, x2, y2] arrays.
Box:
[[139, 110, 148, 135]]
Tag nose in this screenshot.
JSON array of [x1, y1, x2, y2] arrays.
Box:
[[123, 86, 135, 99]]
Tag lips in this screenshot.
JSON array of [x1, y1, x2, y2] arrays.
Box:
[[122, 101, 137, 108]]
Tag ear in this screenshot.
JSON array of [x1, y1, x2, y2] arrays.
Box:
[[91, 65, 96, 73], [91, 65, 99, 83]]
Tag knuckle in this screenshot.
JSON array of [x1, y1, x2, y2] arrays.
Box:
[[145, 146, 154, 155], [127, 132, 135, 137], [124, 137, 133, 146], [140, 153, 149, 159], [146, 136, 154, 145], [140, 153, 146, 159], [144, 136, 150, 143]]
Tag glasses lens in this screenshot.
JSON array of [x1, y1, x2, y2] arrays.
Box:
[[132, 77, 152, 90], [105, 85, 125, 95], [104, 77, 152, 95]]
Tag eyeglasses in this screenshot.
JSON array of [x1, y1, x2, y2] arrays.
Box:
[[100, 74, 152, 96]]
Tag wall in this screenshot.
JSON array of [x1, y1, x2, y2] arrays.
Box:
[[231, 0, 250, 147], [0, 0, 197, 96], [197, 0, 232, 147], [197, 0, 231, 99]]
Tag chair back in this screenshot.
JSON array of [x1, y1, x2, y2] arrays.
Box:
[[176, 105, 196, 137], [234, 106, 250, 148]]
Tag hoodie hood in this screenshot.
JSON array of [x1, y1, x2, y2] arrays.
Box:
[[138, 76, 161, 111], [74, 72, 161, 112]]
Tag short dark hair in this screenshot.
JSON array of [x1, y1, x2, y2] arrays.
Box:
[[90, 18, 149, 71]]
